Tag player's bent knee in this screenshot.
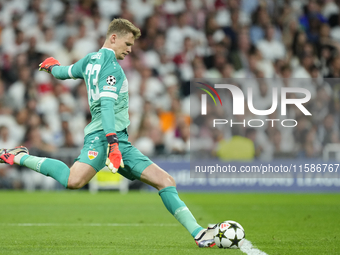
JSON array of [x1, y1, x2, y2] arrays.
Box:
[[168, 175, 176, 187], [67, 178, 86, 190], [158, 174, 176, 190], [141, 164, 177, 190]]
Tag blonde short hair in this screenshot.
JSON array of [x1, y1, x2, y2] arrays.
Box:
[[106, 18, 141, 39]]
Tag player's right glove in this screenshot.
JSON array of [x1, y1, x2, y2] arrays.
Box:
[[39, 57, 60, 73], [105, 133, 124, 173]]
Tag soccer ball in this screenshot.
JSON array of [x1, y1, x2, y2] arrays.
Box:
[[213, 220, 245, 249]]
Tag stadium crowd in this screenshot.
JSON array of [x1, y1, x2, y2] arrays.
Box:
[[0, 0, 340, 188]]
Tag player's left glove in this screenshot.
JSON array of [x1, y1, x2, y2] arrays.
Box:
[[39, 57, 60, 73], [105, 133, 124, 173]]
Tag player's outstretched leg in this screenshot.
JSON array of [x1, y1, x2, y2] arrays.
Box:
[[0, 146, 70, 188], [140, 163, 216, 248]]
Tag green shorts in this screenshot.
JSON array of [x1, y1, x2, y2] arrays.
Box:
[[75, 129, 153, 180]]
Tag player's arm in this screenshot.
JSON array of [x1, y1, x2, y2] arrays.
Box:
[[39, 57, 85, 80], [101, 97, 124, 173], [99, 68, 124, 173]]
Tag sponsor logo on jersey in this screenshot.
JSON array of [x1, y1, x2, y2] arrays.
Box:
[[88, 150, 98, 160], [103, 86, 117, 92], [91, 53, 102, 59], [106, 75, 116, 86]]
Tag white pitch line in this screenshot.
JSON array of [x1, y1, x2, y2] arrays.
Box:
[[0, 223, 179, 227], [240, 239, 268, 255]]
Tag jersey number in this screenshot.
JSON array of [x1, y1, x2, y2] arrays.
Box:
[[85, 64, 101, 103]]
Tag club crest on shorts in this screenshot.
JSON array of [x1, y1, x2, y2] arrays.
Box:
[[106, 75, 116, 86], [88, 150, 98, 160]]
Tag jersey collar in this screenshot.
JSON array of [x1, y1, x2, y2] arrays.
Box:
[[101, 47, 116, 55]]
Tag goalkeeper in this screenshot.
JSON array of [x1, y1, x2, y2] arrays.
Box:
[[0, 18, 216, 247]]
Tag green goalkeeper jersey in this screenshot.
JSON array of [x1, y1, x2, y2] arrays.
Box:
[[52, 48, 129, 137]]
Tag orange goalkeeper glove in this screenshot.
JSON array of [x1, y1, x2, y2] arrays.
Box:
[[39, 57, 60, 73], [105, 133, 124, 173]]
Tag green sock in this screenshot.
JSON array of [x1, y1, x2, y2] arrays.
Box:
[[20, 155, 70, 188], [159, 186, 204, 237]]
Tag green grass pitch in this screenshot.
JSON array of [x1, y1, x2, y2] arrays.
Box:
[[0, 191, 339, 255]]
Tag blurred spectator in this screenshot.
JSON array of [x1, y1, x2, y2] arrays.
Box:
[[327, 54, 340, 78], [292, 30, 308, 58], [244, 128, 263, 159], [311, 86, 331, 125], [297, 127, 322, 159], [229, 31, 251, 71], [267, 127, 295, 159], [256, 24, 285, 61], [1, 14, 22, 51], [292, 52, 314, 78], [55, 10, 79, 44], [128, 0, 154, 27], [165, 114, 190, 155], [134, 103, 159, 157], [0, 125, 17, 149], [3, 29, 29, 58], [330, 12, 340, 42], [249, 5, 271, 44], [26, 36, 43, 68], [222, 8, 241, 51], [73, 22, 98, 59], [36, 26, 63, 57], [165, 12, 198, 56], [163, 0, 186, 16], [317, 114, 339, 146], [299, 0, 327, 43], [7, 67, 35, 110], [24, 126, 56, 157], [0, 79, 12, 114], [55, 36, 78, 66]]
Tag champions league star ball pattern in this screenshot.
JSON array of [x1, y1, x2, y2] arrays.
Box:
[[106, 75, 116, 86], [213, 220, 245, 249]]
